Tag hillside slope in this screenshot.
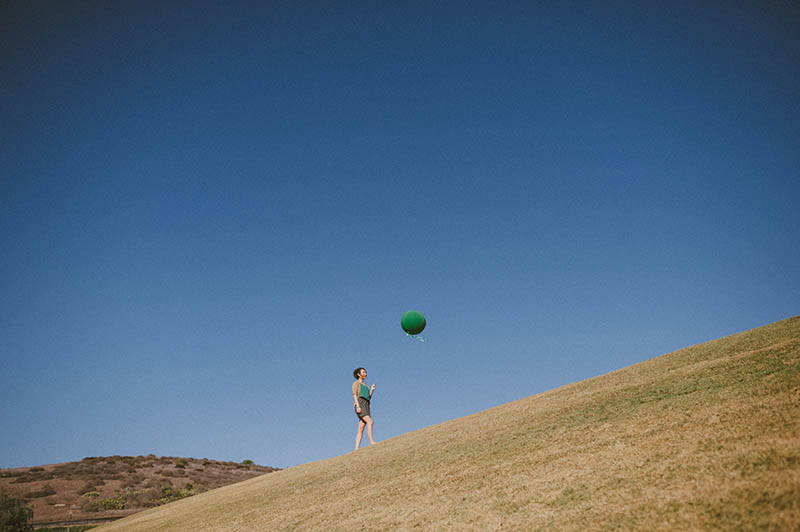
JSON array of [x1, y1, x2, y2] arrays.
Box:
[[0, 456, 277, 526], [96, 317, 800, 531]]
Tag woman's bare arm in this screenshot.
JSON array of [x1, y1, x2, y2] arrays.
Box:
[[353, 382, 361, 411]]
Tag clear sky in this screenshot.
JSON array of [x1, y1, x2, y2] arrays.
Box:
[[1, 1, 798, 469]]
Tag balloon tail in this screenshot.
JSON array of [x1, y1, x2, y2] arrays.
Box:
[[406, 333, 426, 342]]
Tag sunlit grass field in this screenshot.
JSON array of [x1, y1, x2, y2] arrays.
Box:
[[96, 316, 800, 531]]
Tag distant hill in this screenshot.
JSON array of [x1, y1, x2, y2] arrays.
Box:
[[93, 316, 800, 531], [0, 455, 278, 527]]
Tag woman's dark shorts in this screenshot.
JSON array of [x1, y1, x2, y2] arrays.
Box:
[[355, 397, 370, 420]]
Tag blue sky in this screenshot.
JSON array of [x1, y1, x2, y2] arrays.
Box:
[[1, 1, 798, 469]]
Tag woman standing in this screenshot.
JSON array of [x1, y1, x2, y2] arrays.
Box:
[[352, 367, 376, 450]]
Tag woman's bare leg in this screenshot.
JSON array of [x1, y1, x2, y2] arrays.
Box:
[[363, 415, 375, 444], [355, 419, 366, 450]]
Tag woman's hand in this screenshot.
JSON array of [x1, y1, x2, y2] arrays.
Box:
[[370, 384, 376, 392], [356, 406, 362, 413]]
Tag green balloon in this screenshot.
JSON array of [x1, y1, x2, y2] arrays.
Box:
[[401, 310, 426, 335]]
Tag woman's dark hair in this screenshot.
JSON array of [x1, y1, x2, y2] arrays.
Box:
[[353, 367, 365, 379]]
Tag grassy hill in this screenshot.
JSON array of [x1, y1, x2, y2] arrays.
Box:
[[0, 456, 277, 527], [92, 316, 800, 531]]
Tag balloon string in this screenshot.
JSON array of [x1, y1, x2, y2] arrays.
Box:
[[406, 333, 426, 342]]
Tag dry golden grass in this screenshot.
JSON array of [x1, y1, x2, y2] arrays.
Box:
[[96, 316, 800, 531]]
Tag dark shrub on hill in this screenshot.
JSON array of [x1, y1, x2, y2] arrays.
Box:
[[9, 467, 57, 484], [122, 474, 144, 489], [125, 488, 162, 508], [26, 485, 56, 499], [51, 463, 80, 479], [0, 492, 34, 532], [160, 485, 195, 504], [79, 493, 126, 513], [141, 479, 160, 490]]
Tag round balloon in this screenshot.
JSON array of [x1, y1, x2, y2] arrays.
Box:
[[401, 310, 426, 335]]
